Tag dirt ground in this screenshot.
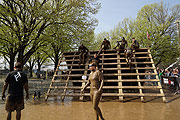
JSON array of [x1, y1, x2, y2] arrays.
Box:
[[0, 94, 180, 120]]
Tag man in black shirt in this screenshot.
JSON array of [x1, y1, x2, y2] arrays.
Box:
[[78, 44, 89, 64], [131, 37, 139, 52], [2, 62, 29, 120], [98, 38, 111, 55], [114, 37, 128, 54]]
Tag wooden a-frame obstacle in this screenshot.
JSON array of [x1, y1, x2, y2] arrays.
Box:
[[45, 48, 166, 102]]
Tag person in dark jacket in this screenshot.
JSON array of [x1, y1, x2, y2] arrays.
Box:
[[78, 44, 89, 64], [2, 62, 29, 120], [98, 38, 111, 55], [131, 38, 139, 52]]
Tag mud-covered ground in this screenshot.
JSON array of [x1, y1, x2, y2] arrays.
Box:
[[0, 92, 180, 120], [0, 78, 180, 120]]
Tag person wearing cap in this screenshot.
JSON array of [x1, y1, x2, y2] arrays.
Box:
[[81, 63, 104, 120], [131, 37, 139, 52], [114, 37, 128, 53], [78, 44, 89, 64], [98, 38, 111, 55], [2, 62, 29, 120]]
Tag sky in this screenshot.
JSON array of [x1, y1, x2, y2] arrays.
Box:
[[94, 0, 180, 34]]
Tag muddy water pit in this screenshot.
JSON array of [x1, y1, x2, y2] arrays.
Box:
[[0, 94, 180, 120]]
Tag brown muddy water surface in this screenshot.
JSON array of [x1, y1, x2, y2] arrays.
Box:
[[1, 78, 180, 120], [0, 95, 180, 120]]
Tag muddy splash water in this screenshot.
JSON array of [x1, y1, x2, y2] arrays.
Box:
[[0, 95, 180, 120]]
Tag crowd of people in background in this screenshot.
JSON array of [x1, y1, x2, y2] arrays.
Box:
[[157, 67, 180, 83], [157, 67, 180, 78]]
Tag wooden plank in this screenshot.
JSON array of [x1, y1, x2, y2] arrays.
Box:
[[53, 80, 83, 83], [119, 93, 164, 97], [65, 59, 81, 61], [99, 57, 151, 60], [135, 52, 150, 54], [52, 79, 159, 83], [104, 79, 159, 82], [62, 52, 76, 101], [59, 64, 87, 66], [120, 62, 153, 64], [50, 86, 82, 89], [118, 67, 155, 70], [103, 73, 157, 76], [133, 52, 145, 102], [80, 52, 90, 101], [50, 86, 161, 89], [57, 67, 156, 71], [64, 55, 79, 57], [62, 48, 148, 54], [48, 93, 164, 97], [58, 69, 85, 71], [148, 49, 166, 102], [54, 74, 84, 77], [45, 54, 64, 101], [61, 62, 153, 66], [117, 50, 123, 101], [103, 67, 155, 70], [99, 63, 118, 65]]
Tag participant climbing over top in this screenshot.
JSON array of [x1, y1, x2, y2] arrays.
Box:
[[98, 38, 111, 55], [78, 44, 89, 64], [114, 37, 128, 50], [131, 37, 139, 52]]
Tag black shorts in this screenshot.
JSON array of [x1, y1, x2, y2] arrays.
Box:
[[5, 95, 24, 112]]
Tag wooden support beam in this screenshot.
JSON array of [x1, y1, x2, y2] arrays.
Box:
[[61, 52, 76, 101], [117, 50, 123, 101], [133, 51, 145, 102], [45, 54, 64, 101], [80, 52, 90, 101], [148, 49, 166, 103]]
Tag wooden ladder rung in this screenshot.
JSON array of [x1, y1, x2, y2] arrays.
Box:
[[48, 93, 164, 97], [103, 67, 155, 70], [101, 86, 162, 89], [64, 55, 79, 57], [52, 80, 84, 83], [103, 79, 159, 82], [121, 93, 164, 97], [120, 62, 153, 64], [59, 64, 87, 66], [57, 69, 85, 71], [118, 67, 155, 70], [50, 86, 82, 89], [103, 73, 157, 76], [54, 74, 84, 77]]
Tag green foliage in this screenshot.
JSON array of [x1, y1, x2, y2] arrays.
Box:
[[0, 0, 100, 70], [95, 1, 180, 67], [134, 2, 180, 67]]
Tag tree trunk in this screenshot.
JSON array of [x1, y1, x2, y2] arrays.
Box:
[[29, 66, 33, 78], [37, 57, 41, 78], [54, 54, 59, 71], [17, 48, 25, 65], [8, 52, 18, 72], [9, 55, 15, 72]]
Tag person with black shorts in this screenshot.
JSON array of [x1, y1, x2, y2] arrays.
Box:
[[78, 44, 89, 64], [2, 62, 29, 120]]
